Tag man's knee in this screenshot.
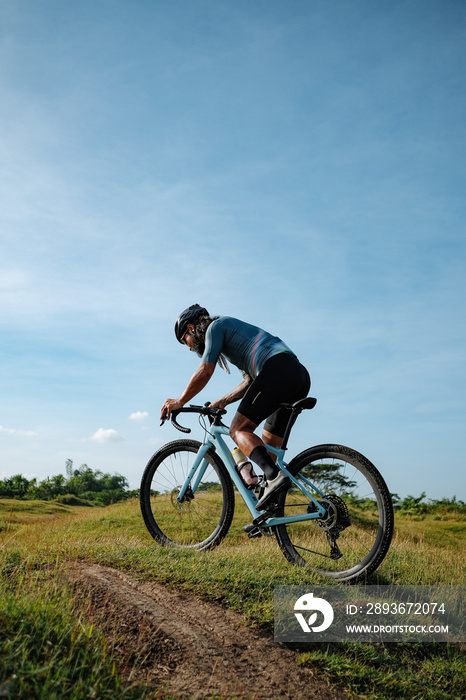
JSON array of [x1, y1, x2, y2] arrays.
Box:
[[229, 412, 257, 441]]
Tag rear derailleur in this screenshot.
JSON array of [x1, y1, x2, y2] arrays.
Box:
[[308, 494, 351, 560]]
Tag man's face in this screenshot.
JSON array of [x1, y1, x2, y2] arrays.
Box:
[[182, 324, 196, 351], [183, 323, 205, 357]]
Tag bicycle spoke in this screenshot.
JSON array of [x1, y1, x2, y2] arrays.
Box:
[[140, 440, 235, 550], [274, 445, 393, 582]]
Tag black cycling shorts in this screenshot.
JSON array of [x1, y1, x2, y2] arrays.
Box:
[[237, 353, 311, 438]]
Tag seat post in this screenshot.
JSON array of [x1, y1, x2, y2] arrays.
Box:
[[279, 407, 302, 452], [275, 397, 316, 452]]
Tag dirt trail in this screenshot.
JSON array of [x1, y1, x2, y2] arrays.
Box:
[[66, 563, 347, 700]]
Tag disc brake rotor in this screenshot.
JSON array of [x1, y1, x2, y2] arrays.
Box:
[[310, 494, 351, 534], [170, 486, 194, 511]]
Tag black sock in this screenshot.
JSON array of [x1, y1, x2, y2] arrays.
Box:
[[249, 445, 279, 481]]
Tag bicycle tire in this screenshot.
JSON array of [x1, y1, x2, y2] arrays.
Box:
[[140, 439, 235, 550], [274, 444, 393, 583]]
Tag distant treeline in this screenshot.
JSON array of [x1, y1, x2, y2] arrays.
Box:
[[391, 491, 465, 516], [0, 460, 139, 506], [0, 461, 464, 514]]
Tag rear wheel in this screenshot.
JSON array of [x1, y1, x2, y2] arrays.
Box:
[[274, 444, 393, 583], [140, 439, 235, 550]]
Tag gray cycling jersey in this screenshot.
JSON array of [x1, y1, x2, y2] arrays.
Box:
[[201, 316, 295, 379]]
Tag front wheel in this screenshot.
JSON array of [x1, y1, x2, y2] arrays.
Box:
[[274, 444, 393, 583], [140, 439, 235, 550]]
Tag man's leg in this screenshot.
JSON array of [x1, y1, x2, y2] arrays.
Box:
[[231, 354, 309, 509], [230, 408, 291, 511], [262, 428, 282, 463], [229, 413, 279, 481]]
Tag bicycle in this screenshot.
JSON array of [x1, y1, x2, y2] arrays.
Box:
[[140, 399, 393, 584]]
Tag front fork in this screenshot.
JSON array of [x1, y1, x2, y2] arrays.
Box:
[[176, 443, 212, 502]]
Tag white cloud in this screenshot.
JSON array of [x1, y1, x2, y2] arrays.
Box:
[[128, 411, 149, 422], [0, 425, 39, 437], [90, 428, 123, 443]]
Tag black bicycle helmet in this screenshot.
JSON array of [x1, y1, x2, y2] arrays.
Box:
[[174, 304, 209, 344]]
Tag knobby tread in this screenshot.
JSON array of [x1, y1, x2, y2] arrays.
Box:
[[275, 444, 393, 583], [140, 439, 235, 550]]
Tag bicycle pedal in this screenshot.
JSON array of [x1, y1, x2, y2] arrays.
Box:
[[243, 524, 262, 539], [252, 504, 278, 526]]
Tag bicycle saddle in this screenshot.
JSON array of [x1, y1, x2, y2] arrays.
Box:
[[280, 397, 317, 411]]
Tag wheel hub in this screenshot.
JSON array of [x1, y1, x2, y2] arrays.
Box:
[[310, 494, 351, 534], [170, 485, 194, 511]]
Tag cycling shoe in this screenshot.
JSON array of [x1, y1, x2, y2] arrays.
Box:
[[255, 473, 290, 510]]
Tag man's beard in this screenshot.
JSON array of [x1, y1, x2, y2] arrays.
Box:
[[191, 330, 205, 357]]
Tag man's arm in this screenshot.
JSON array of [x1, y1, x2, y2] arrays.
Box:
[[160, 362, 216, 419], [209, 374, 252, 410]]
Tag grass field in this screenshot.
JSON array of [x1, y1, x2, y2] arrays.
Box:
[[0, 496, 465, 699]]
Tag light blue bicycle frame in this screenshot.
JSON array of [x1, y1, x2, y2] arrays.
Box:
[[176, 422, 327, 526]]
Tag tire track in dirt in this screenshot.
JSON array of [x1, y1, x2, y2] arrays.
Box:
[[66, 563, 348, 699]]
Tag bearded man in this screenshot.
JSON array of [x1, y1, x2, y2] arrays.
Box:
[[160, 304, 310, 510]]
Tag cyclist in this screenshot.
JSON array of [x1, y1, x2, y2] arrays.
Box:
[[160, 304, 310, 510]]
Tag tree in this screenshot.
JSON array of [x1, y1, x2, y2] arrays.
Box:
[[0, 474, 31, 499], [298, 462, 357, 494], [0, 460, 132, 505], [65, 459, 73, 479]]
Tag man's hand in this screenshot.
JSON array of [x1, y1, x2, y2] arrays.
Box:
[[209, 399, 227, 410], [160, 398, 184, 421]]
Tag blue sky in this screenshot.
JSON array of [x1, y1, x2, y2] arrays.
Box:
[[1, 0, 465, 499]]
